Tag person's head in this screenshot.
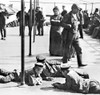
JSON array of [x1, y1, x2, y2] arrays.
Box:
[[53, 6, 59, 15], [71, 4, 79, 14], [62, 5, 65, 10], [60, 64, 71, 77], [36, 55, 46, 63], [36, 6, 40, 12], [0, 9, 4, 13], [95, 8, 99, 13], [89, 80, 100, 93], [34, 62, 44, 75]]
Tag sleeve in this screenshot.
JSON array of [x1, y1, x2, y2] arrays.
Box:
[[76, 70, 89, 79], [52, 78, 71, 90], [60, 14, 71, 29], [50, 16, 61, 26], [52, 82, 68, 90]]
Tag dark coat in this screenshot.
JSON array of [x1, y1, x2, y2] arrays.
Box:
[[61, 11, 81, 46], [49, 14, 63, 56], [0, 13, 5, 30], [16, 11, 28, 26]]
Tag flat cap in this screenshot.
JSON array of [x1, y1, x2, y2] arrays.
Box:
[[71, 4, 79, 10], [61, 64, 71, 70], [53, 6, 59, 11], [36, 55, 46, 62], [35, 62, 44, 67]]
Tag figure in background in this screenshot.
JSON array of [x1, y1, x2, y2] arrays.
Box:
[[36, 7, 45, 36], [49, 6, 63, 56], [61, 4, 87, 67], [27, 8, 35, 35], [61, 5, 67, 17], [78, 8, 84, 39], [0, 9, 6, 40], [83, 10, 89, 29], [93, 8, 99, 17], [16, 7, 28, 36]]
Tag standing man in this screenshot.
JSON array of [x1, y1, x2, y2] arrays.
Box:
[[78, 8, 84, 39], [36, 7, 45, 36], [61, 4, 87, 67], [16, 7, 28, 36], [61, 5, 67, 17], [0, 9, 6, 40]]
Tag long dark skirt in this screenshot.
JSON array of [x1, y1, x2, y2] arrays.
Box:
[[49, 26, 63, 56]]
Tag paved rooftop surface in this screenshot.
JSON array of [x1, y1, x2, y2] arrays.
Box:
[[0, 26, 100, 95]]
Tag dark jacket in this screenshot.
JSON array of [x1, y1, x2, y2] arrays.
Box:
[[16, 11, 28, 25], [36, 11, 44, 25], [0, 13, 5, 30]]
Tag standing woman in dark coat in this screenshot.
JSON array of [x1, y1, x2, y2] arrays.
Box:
[[49, 6, 63, 56], [0, 10, 6, 40]]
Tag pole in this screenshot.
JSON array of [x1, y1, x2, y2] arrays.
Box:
[[54, 2, 56, 7], [91, 3, 94, 14], [85, 3, 87, 10], [29, 0, 32, 56], [33, 0, 36, 42], [21, 0, 25, 85]]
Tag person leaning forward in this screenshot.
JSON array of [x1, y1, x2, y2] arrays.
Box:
[[52, 64, 100, 94], [61, 4, 87, 67]]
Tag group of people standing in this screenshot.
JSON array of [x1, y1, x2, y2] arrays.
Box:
[[16, 6, 45, 36], [49, 4, 86, 67]]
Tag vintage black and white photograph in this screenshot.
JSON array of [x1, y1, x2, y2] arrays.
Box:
[[0, 0, 100, 95]]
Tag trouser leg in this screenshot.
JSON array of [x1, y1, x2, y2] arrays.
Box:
[[62, 40, 72, 63], [62, 32, 73, 63], [19, 26, 21, 36], [77, 54, 83, 66], [79, 29, 83, 38], [0, 30, 3, 38], [41, 26, 44, 35], [79, 25, 83, 39], [73, 38, 83, 66], [37, 24, 40, 35], [4, 28, 6, 37]]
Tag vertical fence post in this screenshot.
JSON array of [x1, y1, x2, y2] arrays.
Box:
[[21, 0, 25, 85], [85, 3, 87, 10], [91, 3, 94, 14], [29, 0, 32, 56], [33, 0, 36, 42]]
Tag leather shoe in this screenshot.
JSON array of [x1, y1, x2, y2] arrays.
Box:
[[78, 64, 87, 67]]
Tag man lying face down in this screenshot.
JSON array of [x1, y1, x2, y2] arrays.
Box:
[[0, 62, 44, 86], [52, 64, 100, 94]]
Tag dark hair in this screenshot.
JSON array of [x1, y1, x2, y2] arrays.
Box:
[[71, 4, 79, 10], [53, 6, 59, 11], [95, 8, 98, 13]]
